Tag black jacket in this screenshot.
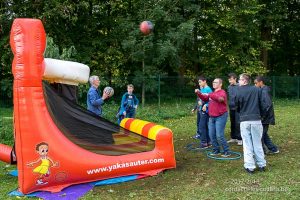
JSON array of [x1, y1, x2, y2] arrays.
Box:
[[260, 86, 275, 125], [228, 84, 239, 110], [236, 85, 266, 122]]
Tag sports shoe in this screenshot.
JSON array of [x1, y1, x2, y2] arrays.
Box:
[[244, 168, 255, 174], [227, 139, 237, 143], [210, 150, 220, 156], [198, 144, 209, 149], [237, 140, 243, 146], [192, 134, 201, 140], [269, 149, 280, 154], [258, 166, 266, 172], [221, 151, 231, 157], [36, 179, 48, 185]]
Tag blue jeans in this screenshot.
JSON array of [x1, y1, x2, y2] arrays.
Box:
[[262, 124, 278, 152], [199, 111, 210, 145], [208, 112, 229, 153], [240, 121, 266, 170]]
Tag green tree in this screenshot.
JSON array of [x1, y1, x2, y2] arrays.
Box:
[[1, 0, 299, 106]]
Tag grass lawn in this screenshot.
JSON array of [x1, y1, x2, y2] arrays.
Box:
[[0, 99, 299, 199]]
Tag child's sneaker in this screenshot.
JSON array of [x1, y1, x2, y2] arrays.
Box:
[[268, 149, 280, 154], [192, 134, 201, 140], [221, 151, 231, 157], [244, 168, 255, 174], [258, 166, 266, 172], [199, 144, 209, 149], [36, 179, 48, 185], [227, 138, 237, 143], [237, 140, 243, 146], [210, 150, 220, 156]]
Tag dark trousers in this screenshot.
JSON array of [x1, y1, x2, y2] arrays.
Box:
[[229, 109, 241, 140], [126, 109, 136, 118], [262, 124, 278, 152], [198, 112, 210, 144], [117, 109, 136, 124], [196, 111, 201, 135]]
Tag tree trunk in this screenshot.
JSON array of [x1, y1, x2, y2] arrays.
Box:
[[260, 20, 272, 71], [142, 59, 145, 107]]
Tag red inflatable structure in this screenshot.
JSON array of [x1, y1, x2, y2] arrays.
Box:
[[0, 18, 176, 194]]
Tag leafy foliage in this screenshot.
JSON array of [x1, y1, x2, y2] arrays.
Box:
[[0, 0, 299, 105]]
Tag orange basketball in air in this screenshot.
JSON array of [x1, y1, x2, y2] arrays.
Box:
[[140, 21, 153, 35]]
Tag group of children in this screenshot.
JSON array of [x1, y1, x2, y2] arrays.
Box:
[[192, 73, 279, 173], [87, 73, 279, 173]]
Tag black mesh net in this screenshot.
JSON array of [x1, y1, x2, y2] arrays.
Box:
[[43, 82, 155, 156]]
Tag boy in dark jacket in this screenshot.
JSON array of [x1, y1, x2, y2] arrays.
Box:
[[236, 73, 267, 174], [227, 73, 242, 145], [254, 76, 279, 154]]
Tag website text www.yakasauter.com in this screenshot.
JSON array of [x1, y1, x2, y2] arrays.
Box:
[[87, 158, 165, 175]]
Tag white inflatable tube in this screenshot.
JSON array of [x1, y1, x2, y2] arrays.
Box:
[[43, 58, 90, 85]]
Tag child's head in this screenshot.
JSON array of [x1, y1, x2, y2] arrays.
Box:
[[127, 84, 134, 94], [36, 142, 49, 156], [228, 73, 237, 85], [239, 73, 251, 86], [254, 75, 265, 88], [198, 76, 207, 88]]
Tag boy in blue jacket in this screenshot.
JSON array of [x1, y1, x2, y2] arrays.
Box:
[[192, 76, 212, 148], [117, 84, 139, 124]]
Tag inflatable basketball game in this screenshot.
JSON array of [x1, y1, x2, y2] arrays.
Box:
[[0, 18, 176, 194]]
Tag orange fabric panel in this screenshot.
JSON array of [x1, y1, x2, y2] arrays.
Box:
[[11, 18, 46, 193], [0, 144, 12, 163]]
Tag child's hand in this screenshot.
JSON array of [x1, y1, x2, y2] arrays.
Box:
[[202, 105, 207, 112], [123, 111, 126, 116], [198, 101, 202, 106], [195, 89, 200, 93], [191, 109, 195, 113], [27, 163, 33, 167], [134, 105, 138, 109], [53, 162, 59, 167]]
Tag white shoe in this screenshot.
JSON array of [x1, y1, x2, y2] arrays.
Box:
[[227, 139, 237, 143], [237, 140, 243, 146], [36, 179, 48, 185]]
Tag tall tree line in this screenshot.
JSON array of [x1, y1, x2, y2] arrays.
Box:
[[1, 0, 299, 103]]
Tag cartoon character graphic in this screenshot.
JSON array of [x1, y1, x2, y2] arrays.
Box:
[[27, 142, 59, 185]]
